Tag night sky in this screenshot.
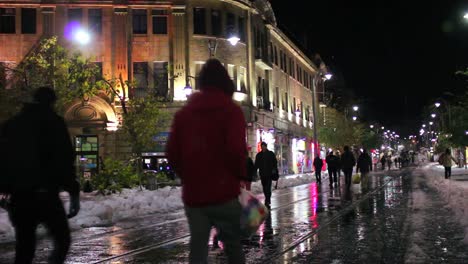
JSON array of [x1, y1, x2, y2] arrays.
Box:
[[269, 0, 468, 136]]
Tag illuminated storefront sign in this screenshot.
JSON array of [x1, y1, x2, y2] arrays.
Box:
[[256, 129, 275, 152]]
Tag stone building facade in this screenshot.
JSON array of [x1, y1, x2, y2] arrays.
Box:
[[0, 0, 329, 175]]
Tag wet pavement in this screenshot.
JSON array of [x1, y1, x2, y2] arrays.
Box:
[[0, 167, 467, 263]]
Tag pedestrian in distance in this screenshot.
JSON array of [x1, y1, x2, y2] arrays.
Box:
[[166, 59, 246, 264], [313, 155, 323, 184], [255, 142, 278, 210], [0, 87, 80, 264], [326, 151, 339, 187], [380, 155, 386, 171], [357, 149, 373, 190], [387, 155, 393, 170], [438, 148, 458, 179], [341, 146, 356, 189]]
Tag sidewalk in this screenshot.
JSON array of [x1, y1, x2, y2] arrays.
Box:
[[422, 162, 468, 244]]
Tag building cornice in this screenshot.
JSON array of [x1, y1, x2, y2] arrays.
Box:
[[267, 24, 319, 74]]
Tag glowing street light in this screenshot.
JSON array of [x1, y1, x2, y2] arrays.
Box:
[[227, 35, 240, 46], [422, 124, 426, 128], [381, 126, 385, 130], [431, 113, 436, 118], [435, 102, 441, 108], [324, 73, 333, 80], [429, 121, 433, 125], [74, 29, 91, 45], [370, 125, 374, 129], [184, 84, 193, 97], [352, 105, 359, 111], [464, 13, 468, 20], [352, 116, 357, 121]]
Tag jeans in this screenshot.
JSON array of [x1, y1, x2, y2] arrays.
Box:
[[444, 166, 452, 178], [261, 179, 272, 206], [343, 168, 353, 187], [315, 170, 322, 183], [9, 193, 71, 264], [328, 169, 338, 185], [185, 199, 245, 264]]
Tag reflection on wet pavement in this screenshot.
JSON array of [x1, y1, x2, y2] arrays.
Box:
[[1, 169, 467, 263]]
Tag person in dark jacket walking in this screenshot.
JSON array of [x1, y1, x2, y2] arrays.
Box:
[[1, 87, 80, 264], [326, 151, 339, 187], [313, 155, 323, 184], [167, 59, 246, 264], [357, 149, 373, 190], [341, 146, 356, 188], [255, 142, 278, 209]]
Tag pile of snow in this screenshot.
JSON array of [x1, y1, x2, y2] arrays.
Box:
[[423, 163, 468, 244], [0, 173, 313, 242]]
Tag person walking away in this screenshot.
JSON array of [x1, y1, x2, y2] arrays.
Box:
[[387, 155, 393, 170], [380, 155, 386, 170], [166, 59, 246, 264], [356, 149, 373, 191], [0, 87, 80, 264], [326, 151, 339, 187], [255, 142, 278, 209], [438, 148, 458, 179], [313, 155, 323, 184], [244, 153, 256, 191], [341, 146, 356, 189]]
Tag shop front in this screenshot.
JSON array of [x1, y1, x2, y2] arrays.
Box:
[[292, 137, 311, 174]]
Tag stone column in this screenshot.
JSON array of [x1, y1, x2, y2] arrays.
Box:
[[170, 6, 187, 101]]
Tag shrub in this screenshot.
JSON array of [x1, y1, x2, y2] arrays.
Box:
[[92, 158, 139, 195]]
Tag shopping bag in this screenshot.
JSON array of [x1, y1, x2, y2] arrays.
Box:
[[352, 173, 361, 184], [238, 188, 269, 236]]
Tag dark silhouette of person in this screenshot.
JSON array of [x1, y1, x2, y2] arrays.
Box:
[[313, 155, 323, 184], [255, 142, 278, 209], [1, 87, 80, 264], [356, 149, 373, 191], [326, 151, 339, 187], [340, 146, 356, 189]]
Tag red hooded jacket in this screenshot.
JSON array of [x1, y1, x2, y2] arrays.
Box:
[[167, 90, 247, 207]]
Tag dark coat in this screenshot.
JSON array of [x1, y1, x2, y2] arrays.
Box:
[[313, 157, 323, 170], [1, 103, 79, 195], [325, 154, 339, 170], [255, 150, 277, 180], [340, 150, 356, 169], [357, 153, 373, 173]]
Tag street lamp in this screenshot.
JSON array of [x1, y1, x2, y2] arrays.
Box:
[[352, 116, 357, 121], [353, 105, 359, 111], [311, 71, 332, 156], [435, 102, 441, 108], [431, 113, 436, 118], [74, 29, 91, 45], [370, 125, 374, 129], [464, 12, 468, 20]]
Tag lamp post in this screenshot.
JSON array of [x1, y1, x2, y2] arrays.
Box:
[[434, 100, 451, 131], [312, 71, 332, 157]]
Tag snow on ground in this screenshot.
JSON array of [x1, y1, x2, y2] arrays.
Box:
[[0, 173, 314, 242], [405, 160, 468, 263], [422, 163, 468, 244]]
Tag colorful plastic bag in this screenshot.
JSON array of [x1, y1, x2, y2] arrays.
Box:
[[352, 173, 361, 184], [238, 188, 269, 236]]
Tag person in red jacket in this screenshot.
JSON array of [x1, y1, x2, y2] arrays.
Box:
[[167, 58, 246, 264]]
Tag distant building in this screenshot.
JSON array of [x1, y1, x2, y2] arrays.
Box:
[[0, 0, 329, 176]]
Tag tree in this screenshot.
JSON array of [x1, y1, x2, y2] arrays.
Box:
[[314, 107, 365, 149], [0, 36, 103, 118], [1, 36, 170, 184]]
